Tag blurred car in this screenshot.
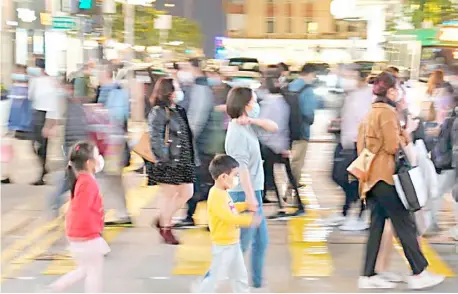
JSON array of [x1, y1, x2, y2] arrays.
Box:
[[228, 57, 260, 73]]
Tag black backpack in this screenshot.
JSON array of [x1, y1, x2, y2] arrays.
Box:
[[431, 114, 456, 171], [282, 85, 310, 141]]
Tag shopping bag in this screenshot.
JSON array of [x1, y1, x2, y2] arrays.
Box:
[[132, 132, 156, 163], [414, 209, 432, 236], [347, 148, 376, 182], [393, 166, 428, 212]]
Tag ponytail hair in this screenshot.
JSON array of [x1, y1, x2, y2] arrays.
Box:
[[67, 163, 78, 198], [67, 141, 96, 198]]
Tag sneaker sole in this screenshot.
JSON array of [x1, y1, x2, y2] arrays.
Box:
[[408, 276, 445, 290], [339, 226, 369, 231]]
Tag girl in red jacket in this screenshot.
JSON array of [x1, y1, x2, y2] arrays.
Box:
[[47, 141, 110, 293]]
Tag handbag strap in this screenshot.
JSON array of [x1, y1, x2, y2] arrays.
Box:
[[165, 107, 170, 146]]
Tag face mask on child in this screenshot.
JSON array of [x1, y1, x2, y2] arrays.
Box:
[[232, 176, 239, 188], [93, 148, 104, 174]]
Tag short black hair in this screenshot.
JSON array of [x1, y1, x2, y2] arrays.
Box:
[[226, 87, 253, 119], [387, 66, 400, 74], [15, 64, 27, 71], [266, 76, 281, 94], [36, 58, 45, 69], [277, 62, 289, 72], [209, 155, 239, 180], [300, 63, 316, 75], [189, 58, 203, 69]]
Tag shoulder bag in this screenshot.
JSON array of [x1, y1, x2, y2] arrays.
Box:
[[132, 108, 170, 163]]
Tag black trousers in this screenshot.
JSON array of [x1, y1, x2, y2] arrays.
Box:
[[262, 145, 304, 211], [362, 181, 428, 277], [332, 143, 365, 217], [32, 110, 48, 179], [186, 153, 214, 221]]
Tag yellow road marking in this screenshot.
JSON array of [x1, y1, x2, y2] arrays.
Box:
[[394, 238, 456, 277], [1, 216, 63, 263], [172, 228, 212, 275], [288, 177, 333, 277], [172, 202, 212, 275], [1, 226, 64, 281], [42, 185, 158, 275]]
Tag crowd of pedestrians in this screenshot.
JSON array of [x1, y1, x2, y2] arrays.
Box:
[[3, 56, 458, 292]]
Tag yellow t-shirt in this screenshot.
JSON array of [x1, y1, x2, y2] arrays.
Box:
[[207, 187, 253, 245]]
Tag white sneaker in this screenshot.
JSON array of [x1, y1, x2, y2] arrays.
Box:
[[378, 272, 405, 283], [358, 275, 396, 289], [449, 225, 458, 241], [339, 217, 369, 231], [190, 279, 201, 293], [407, 270, 445, 290], [323, 213, 346, 226]]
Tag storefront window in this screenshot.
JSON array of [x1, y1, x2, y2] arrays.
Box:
[[266, 17, 275, 34], [306, 21, 318, 34]]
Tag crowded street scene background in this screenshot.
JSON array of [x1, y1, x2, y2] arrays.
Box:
[[1, 0, 458, 293]]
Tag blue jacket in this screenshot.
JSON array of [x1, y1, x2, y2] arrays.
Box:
[[288, 78, 317, 140], [187, 77, 216, 158], [99, 83, 129, 124], [8, 85, 33, 132]]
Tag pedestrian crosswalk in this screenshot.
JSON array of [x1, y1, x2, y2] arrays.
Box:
[[1, 147, 456, 286]]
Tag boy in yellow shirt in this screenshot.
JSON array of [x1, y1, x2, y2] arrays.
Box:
[[197, 155, 260, 293]]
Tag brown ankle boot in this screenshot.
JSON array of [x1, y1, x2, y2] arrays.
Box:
[[160, 227, 179, 245]]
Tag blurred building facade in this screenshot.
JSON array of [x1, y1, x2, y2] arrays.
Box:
[[224, 0, 367, 40], [155, 0, 226, 57]]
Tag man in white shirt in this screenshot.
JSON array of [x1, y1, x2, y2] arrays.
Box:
[[28, 58, 60, 185]]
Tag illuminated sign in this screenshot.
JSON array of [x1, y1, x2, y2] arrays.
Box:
[[40, 13, 52, 26], [438, 27, 458, 42], [79, 0, 92, 9], [17, 8, 36, 23]]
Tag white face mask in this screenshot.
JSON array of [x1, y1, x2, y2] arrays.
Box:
[[341, 78, 358, 91], [93, 148, 104, 173], [174, 90, 184, 103], [232, 176, 239, 188], [96, 155, 104, 173]]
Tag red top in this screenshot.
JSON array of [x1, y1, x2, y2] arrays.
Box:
[[66, 173, 104, 240]]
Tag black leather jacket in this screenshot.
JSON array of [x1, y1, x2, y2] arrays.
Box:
[[148, 105, 194, 165]]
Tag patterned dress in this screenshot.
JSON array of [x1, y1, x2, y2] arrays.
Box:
[[150, 109, 195, 185]]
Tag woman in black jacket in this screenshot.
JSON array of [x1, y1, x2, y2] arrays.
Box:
[[148, 78, 195, 245]]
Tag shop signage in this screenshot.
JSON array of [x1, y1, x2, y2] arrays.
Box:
[[438, 27, 458, 42], [52, 16, 76, 30], [40, 13, 52, 26]]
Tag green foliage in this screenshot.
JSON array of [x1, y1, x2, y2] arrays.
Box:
[[112, 3, 202, 50], [404, 0, 458, 28]]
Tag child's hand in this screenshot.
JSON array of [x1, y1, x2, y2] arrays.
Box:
[[251, 215, 262, 227]]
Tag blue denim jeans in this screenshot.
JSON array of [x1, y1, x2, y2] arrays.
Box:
[[48, 170, 70, 218], [204, 190, 268, 288]]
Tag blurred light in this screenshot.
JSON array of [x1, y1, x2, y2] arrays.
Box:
[[133, 45, 146, 51], [6, 21, 18, 26], [79, 0, 92, 9], [17, 8, 36, 23], [167, 41, 183, 46], [330, 0, 356, 19], [185, 49, 194, 54], [164, 3, 175, 7], [314, 87, 328, 96], [453, 51, 458, 60], [438, 27, 458, 42]]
